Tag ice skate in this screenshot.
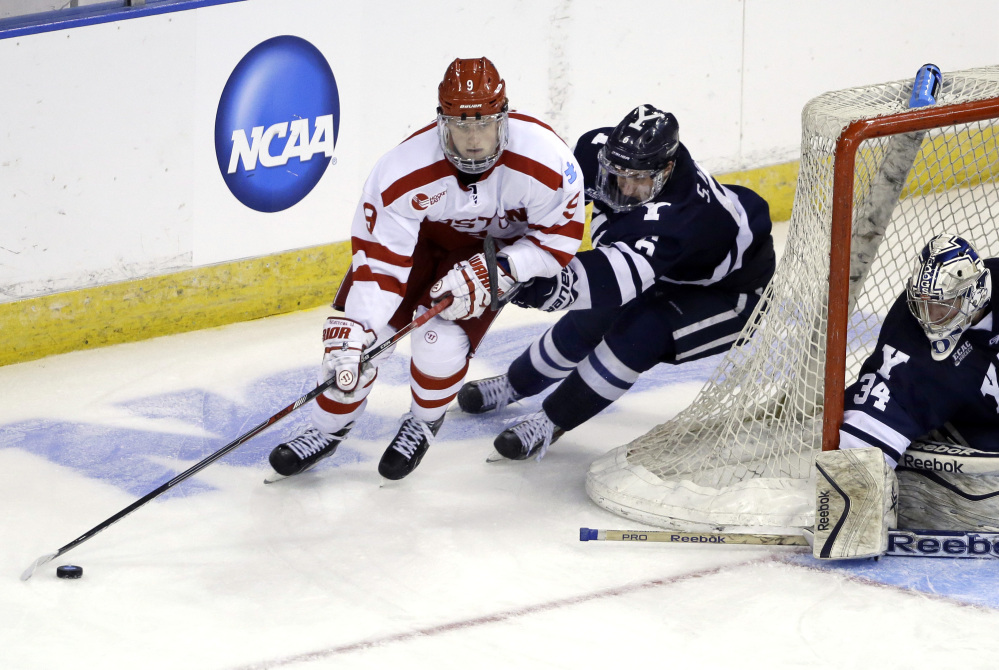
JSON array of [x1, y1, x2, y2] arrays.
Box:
[[378, 413, 445, 482], [266, 424, 353, 482], [493, 410, 563, 461], [457, 373, 522, 414]]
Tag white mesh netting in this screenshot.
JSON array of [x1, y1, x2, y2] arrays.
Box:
[[586, 65, 999, 532]]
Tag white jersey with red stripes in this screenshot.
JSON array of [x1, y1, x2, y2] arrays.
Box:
[[344, 111, 585, 333]]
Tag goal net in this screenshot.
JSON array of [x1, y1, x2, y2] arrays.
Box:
[[586, 65, 999, 532]]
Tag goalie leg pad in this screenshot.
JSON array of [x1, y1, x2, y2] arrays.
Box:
[[896, 439, 999, 531], [814, 447, 898, 560]]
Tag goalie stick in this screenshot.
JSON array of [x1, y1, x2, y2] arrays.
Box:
[[20, 296, 455, 581], [579, 527, 999, 559]]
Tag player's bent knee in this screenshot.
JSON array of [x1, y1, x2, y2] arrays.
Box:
[[411, 317, 470, 378]]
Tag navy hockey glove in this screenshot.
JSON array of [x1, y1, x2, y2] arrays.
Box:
[[510, 277, 554, 309], [512, 261, 580, 312]]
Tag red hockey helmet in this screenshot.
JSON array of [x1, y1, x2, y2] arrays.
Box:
[[438, 57, 507, 117], [437, 57, 510, 174]]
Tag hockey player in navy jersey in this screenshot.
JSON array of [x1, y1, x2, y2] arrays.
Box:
[[456, 104, 776, 460], [814, 234, 999, 560]]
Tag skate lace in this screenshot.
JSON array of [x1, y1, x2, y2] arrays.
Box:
[[507, 411, 555, 461], [286, 427, 334, 459], [391, 413, 436, 458], [480, 375, 518, 411]]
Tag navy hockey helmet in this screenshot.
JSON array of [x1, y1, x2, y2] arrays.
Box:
[[594, 105, 680, 211], [906, 233, 992, 361]]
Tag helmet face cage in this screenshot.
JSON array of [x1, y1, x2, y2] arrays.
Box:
[[905, 234, 991, 360], [592, 104, 679, 212], [593, 148, 670, 212], [437, 110, 509, 175]]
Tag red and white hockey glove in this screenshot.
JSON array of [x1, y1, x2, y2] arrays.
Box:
[[429, 252, 515, 321], [320, 317, 376, 393]]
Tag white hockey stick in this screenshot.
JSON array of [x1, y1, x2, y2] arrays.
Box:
[[579, 527, 999, 559]]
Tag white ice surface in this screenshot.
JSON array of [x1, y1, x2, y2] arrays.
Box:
[[4, 223, 999, 669]]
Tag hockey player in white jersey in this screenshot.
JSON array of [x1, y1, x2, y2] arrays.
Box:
[[267, 57, 584, 481], [457, 104, 775, 460], [815, 233, 999, 559]]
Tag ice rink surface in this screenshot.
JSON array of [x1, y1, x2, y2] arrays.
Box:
[[5, 261, 999, 667]]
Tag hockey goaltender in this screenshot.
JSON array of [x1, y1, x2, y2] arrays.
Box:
[[815, 233, 999, 559]]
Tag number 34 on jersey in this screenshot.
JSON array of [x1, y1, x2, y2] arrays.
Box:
[[853, 345, 910, 411]]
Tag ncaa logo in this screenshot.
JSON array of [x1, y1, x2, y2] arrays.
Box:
[[215, 36, 340, 213]]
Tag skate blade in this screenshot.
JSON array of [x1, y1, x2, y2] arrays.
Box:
[[263, 471, 290, 484], [485, 449, 507, 463]]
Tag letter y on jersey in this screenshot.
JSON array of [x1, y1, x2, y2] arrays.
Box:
[[877, 345, 910, 380]]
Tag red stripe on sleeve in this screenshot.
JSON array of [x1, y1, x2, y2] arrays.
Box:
[[352, 236, 413, 268], [526, 237, 574, 267], [527, 220, 584, 240], [381, 160, 456, 207], [498, 151, 563, 191]]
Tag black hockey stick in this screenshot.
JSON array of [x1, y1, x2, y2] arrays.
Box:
[[483, 235, 501, 311], [20, 296, 454, 581], [482, 234, 529, 310]]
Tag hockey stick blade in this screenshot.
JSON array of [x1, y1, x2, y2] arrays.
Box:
[[21, 298, 457, 579], [579, 527, 999, 559], [20, 552, 58, 582]]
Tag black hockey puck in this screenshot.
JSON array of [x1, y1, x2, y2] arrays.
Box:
[[56, 565, 83, 579]]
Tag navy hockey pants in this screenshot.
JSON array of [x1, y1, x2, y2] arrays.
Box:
[[507, 284, 761, 431]]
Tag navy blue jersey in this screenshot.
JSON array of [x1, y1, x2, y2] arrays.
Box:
[[841, 258, 999, 462], [565, 127, 775, 310]]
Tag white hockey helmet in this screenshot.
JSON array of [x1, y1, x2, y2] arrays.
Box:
[[906, 233, 991, 361]]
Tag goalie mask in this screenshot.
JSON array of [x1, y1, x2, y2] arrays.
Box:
[[906, 234, 991, 361], [592, 104, 679, 212], [437, 57, 509, 175]]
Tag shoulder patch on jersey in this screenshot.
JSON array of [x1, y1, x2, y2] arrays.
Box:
[[953, 341, 973, 366], [564, 161, 578, 184], [411, 188, 447, 211]]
